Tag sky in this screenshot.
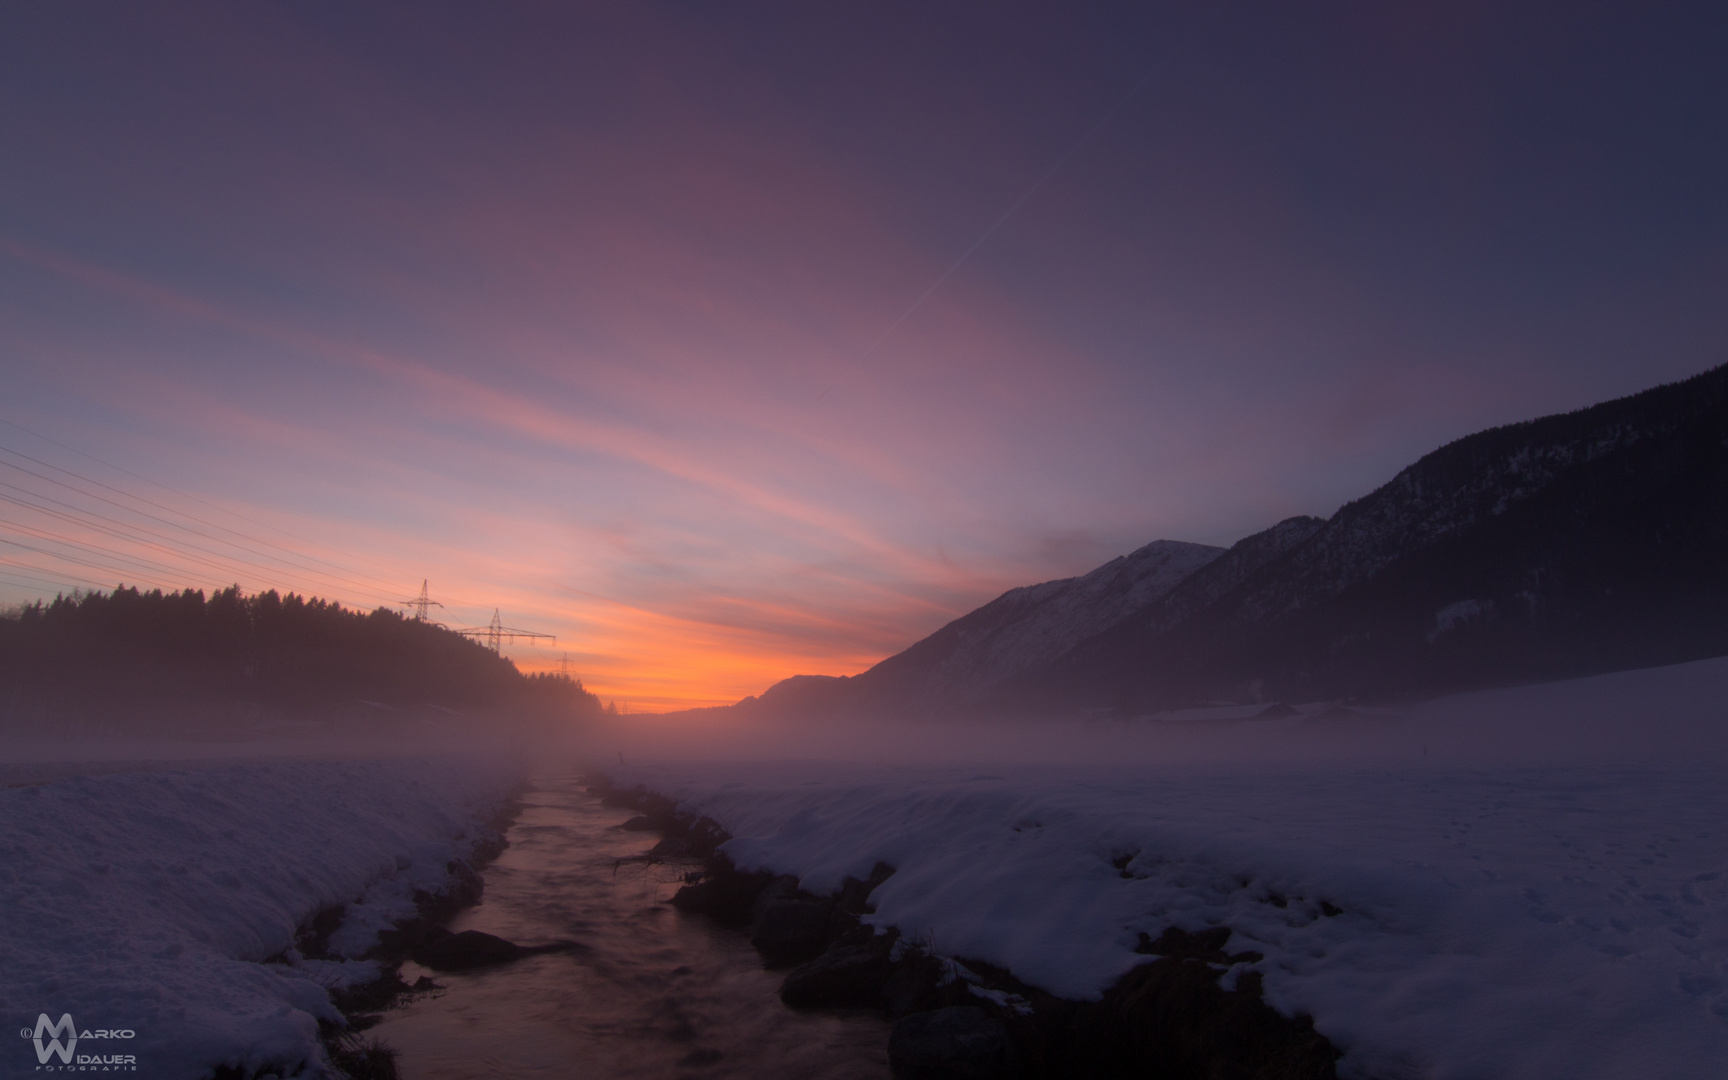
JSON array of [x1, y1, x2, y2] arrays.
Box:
[[2, 1, 1725, 711]]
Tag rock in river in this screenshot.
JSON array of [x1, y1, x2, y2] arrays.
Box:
[[413, 929, 580, 972], [780, 942, 894, 1008]]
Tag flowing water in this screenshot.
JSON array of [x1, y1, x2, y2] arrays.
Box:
[[367, 771, 891, 1079]]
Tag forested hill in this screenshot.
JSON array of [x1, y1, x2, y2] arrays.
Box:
[[0, 585, 602, 727]]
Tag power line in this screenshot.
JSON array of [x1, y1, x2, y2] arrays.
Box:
[[0, 572, 72, 595], [0, 416, 410, 593], [0, 481, 400, 606], [0, 511, 254, 586], [0, 508, 364, 602], [0, 443, 507, 642], [0, 516, 230, 583], [0, 565, 114, 594], [0, 556, 107, 582], [0, 451, 402, 606], [0, 449, 402, 601], [0, 533, 182, 589]]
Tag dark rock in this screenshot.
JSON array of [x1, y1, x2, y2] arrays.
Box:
[[447, 859, 485, 905], [888, 1006, 1019, 1079], [880, 953, 990, 1019], [294, 903, 347, 959], [1136, 925, 1246, 961], [599, 786, 648, 810], [780, 942, 895, 1008], [371, 916, 435, 959], [371, 866, 487, 958], [414, 929, 521, 970], [751, 896, 834, 967], [883, 955, 946, 1018], [670, 866, 774, 924], [678, 820, 728, 859], [330, 968, 416, 1019], [411, 929, 581, 972], [591, 777, 729, 858], [750, 875, 801, 920], [836, 862, 897, 915], [648, 834, 691, 857], [416, 859, 484, 922], [1064, 934, 1338, 1080]]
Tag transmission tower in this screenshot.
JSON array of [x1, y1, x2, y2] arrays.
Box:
[[400, 580, 445, 623], [456, 608, 554, 655]]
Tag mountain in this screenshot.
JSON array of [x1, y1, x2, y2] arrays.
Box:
[[848, 539, 1224, 709], [1027, 361, 1728, 713], [722, 539, 1224, 719], [726, 363, 1728, 721]]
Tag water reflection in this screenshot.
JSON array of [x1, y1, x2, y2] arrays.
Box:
[[368, 772, 890, 1079]]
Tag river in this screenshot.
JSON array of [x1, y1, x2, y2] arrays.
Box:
[[366, 770, 891, 1079]]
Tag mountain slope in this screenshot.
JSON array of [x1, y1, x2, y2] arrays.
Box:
[[722, 363, 1728, 722], [844, 539, 1224, 712], [1036, 363, 1728, 711]]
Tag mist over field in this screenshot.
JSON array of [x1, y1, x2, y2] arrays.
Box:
[[583, 657, 1728, 770]]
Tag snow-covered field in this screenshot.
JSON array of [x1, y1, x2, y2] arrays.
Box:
[[614, 659, 1728, 1080], [7, 659, 1723, 1079], [1, 753, 523, 1078]]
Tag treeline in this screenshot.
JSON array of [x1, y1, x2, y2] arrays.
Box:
[[0, 585, 604, 726]]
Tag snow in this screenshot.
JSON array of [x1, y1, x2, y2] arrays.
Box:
[[950, 540, 1224, 680], [873, 539, 1223, 707], [1255, 405, 1661, 618], [1428, 598, 1492, 641], [1, 754, 523, 1078], [613, 659, 1728, 1080]]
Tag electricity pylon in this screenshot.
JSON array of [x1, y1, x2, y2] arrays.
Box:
[[456, 609, 554, 655], [400, 580, 445, 624]]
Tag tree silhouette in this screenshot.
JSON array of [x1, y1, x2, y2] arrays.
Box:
[[0, 585, 603, 730]]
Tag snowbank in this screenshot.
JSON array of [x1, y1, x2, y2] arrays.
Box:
[[1, 755, 523, 1078], [615, 662, 1728, 1080]]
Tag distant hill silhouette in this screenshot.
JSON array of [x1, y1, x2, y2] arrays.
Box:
[[0, 585, 602, 732], [712, 362, 1728, 721]]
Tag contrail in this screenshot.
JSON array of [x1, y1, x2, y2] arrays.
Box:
[[860, 62, 1167, 362]]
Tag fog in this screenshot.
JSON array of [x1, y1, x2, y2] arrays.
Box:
[[6, 655, 1724, 792], [0, 724, 548, 787], [577, 654, 1728, 775]]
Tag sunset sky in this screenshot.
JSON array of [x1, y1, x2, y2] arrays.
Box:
[[3, 2, 1726, 710]]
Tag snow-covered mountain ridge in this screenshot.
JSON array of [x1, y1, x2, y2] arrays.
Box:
[[728, 363, 1728, 719], [849, 540, 1223, 709]]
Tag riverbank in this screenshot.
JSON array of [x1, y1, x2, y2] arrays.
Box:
[[1, 755, 525, 1078], [597, 749, 1728, 1080], [592, 775, 1338, 1079]]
